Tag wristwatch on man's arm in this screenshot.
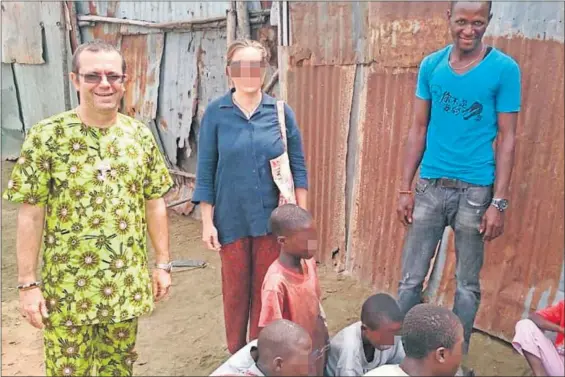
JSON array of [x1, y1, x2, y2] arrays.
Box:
[[491, 198, 509, 212]]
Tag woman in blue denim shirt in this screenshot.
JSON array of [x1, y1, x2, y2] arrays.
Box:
[[192, 39, 309, 354]]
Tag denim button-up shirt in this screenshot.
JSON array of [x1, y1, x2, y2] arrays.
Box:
[[192, 89, 308, 245]]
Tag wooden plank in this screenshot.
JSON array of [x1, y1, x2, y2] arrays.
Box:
[[1, 63, 25, 160], [1, 2, 45, 64]]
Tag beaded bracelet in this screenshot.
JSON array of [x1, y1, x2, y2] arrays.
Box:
[[17, 281, 41, 291]]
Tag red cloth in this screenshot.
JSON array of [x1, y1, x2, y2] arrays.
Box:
[[220, 235, 280, 354], [537, 300, 565, 347], [259, 257, 329, 375]]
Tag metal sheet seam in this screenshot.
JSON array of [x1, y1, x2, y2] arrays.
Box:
[[344, 63, 365, 272]]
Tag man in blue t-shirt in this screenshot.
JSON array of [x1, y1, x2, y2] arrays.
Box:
[[396, 0, 521, 361]]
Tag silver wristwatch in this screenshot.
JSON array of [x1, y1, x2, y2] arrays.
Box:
[[155, 262, 173, 273], [491, 198, 509, 212]]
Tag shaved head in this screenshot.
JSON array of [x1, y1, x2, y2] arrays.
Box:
[[258, 319, 311, 359], [257, 320, 312, 376]]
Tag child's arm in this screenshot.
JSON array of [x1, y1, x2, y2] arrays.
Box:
[[530, 301, 564, 334]]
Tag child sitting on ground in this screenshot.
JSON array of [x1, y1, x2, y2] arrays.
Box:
[[325, 293, 405, 376], [512, 299, 564, 377], [258, 204, 329, 376]]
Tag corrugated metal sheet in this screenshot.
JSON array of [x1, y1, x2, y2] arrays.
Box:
[[120, 33, 164, 121], [155, 31, 201, 167], [154, 28, 228, 171], [1, 63, 25, 160], [11, 1, 76, 130], [1, 2, 45, 64], [288, 0, 564, 66], [196, 29, 229, 119], [76, 1, 229, 22], [288, 2, 450, 66], [285, 1, 565, 342], [347, 67, 417, 292], [288, 2, 358, 66], [80, 23, 122, 46], [486, 1, 564, 42], [286, 65, 355, 267]]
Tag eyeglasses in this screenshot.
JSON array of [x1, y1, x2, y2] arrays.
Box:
[[79, 73, 125, 84]]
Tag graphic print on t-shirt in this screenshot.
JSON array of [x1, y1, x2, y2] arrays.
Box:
[[431, 84, 483, 121]]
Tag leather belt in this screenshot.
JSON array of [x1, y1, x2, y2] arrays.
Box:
[[428, 178, 473, 189]]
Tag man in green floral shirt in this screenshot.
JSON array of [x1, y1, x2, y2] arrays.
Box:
[[3, 40, 174, 376]]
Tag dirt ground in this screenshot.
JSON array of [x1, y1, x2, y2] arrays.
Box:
[[1, 161, 531, 376]]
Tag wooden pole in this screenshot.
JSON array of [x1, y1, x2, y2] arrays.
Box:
[[226, 1, 237, 45], [235, 1, 251, 39], [65, 1, 80, 53], [59, 2, 71, 110], [76, 9, 269, 31]]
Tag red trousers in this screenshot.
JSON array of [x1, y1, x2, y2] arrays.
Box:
[[220, 235, 280, 354]]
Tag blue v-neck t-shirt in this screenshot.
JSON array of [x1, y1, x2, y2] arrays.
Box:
[[416, 45, 521, 186]]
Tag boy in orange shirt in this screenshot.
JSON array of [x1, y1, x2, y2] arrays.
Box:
[[258, 204, 329, 376]]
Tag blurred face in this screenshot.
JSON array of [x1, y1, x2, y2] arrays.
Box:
[[362, 320, 403, 351], [434, 325, 464, 376], [70, 50, 126, 114], [279, 221, 318, 259], [227, 46, 267, 94], [447, 2, 491, 52], [276, 337, 312, 376]]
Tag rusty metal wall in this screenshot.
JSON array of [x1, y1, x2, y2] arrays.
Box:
[[286, 65, 355, 266], [284, 1, 564, 342]]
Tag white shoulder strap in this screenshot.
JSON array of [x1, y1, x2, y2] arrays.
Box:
[[276, 100, 288, 151]]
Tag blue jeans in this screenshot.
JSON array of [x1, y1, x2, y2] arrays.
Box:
[[397, 178, 493, 353]]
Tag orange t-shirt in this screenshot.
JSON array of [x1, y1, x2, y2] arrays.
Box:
[[537, 300, 564, 348], [259, 257, 322, 336]]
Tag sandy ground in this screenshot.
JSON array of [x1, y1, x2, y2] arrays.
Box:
[[1, 161, 531, 376]]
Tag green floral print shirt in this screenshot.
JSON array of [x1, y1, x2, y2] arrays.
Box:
[[3, 110, 174, 327]]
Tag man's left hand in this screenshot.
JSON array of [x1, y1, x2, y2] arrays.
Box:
[[152, 268, 171, 302], [480, 205, 504, 241]]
